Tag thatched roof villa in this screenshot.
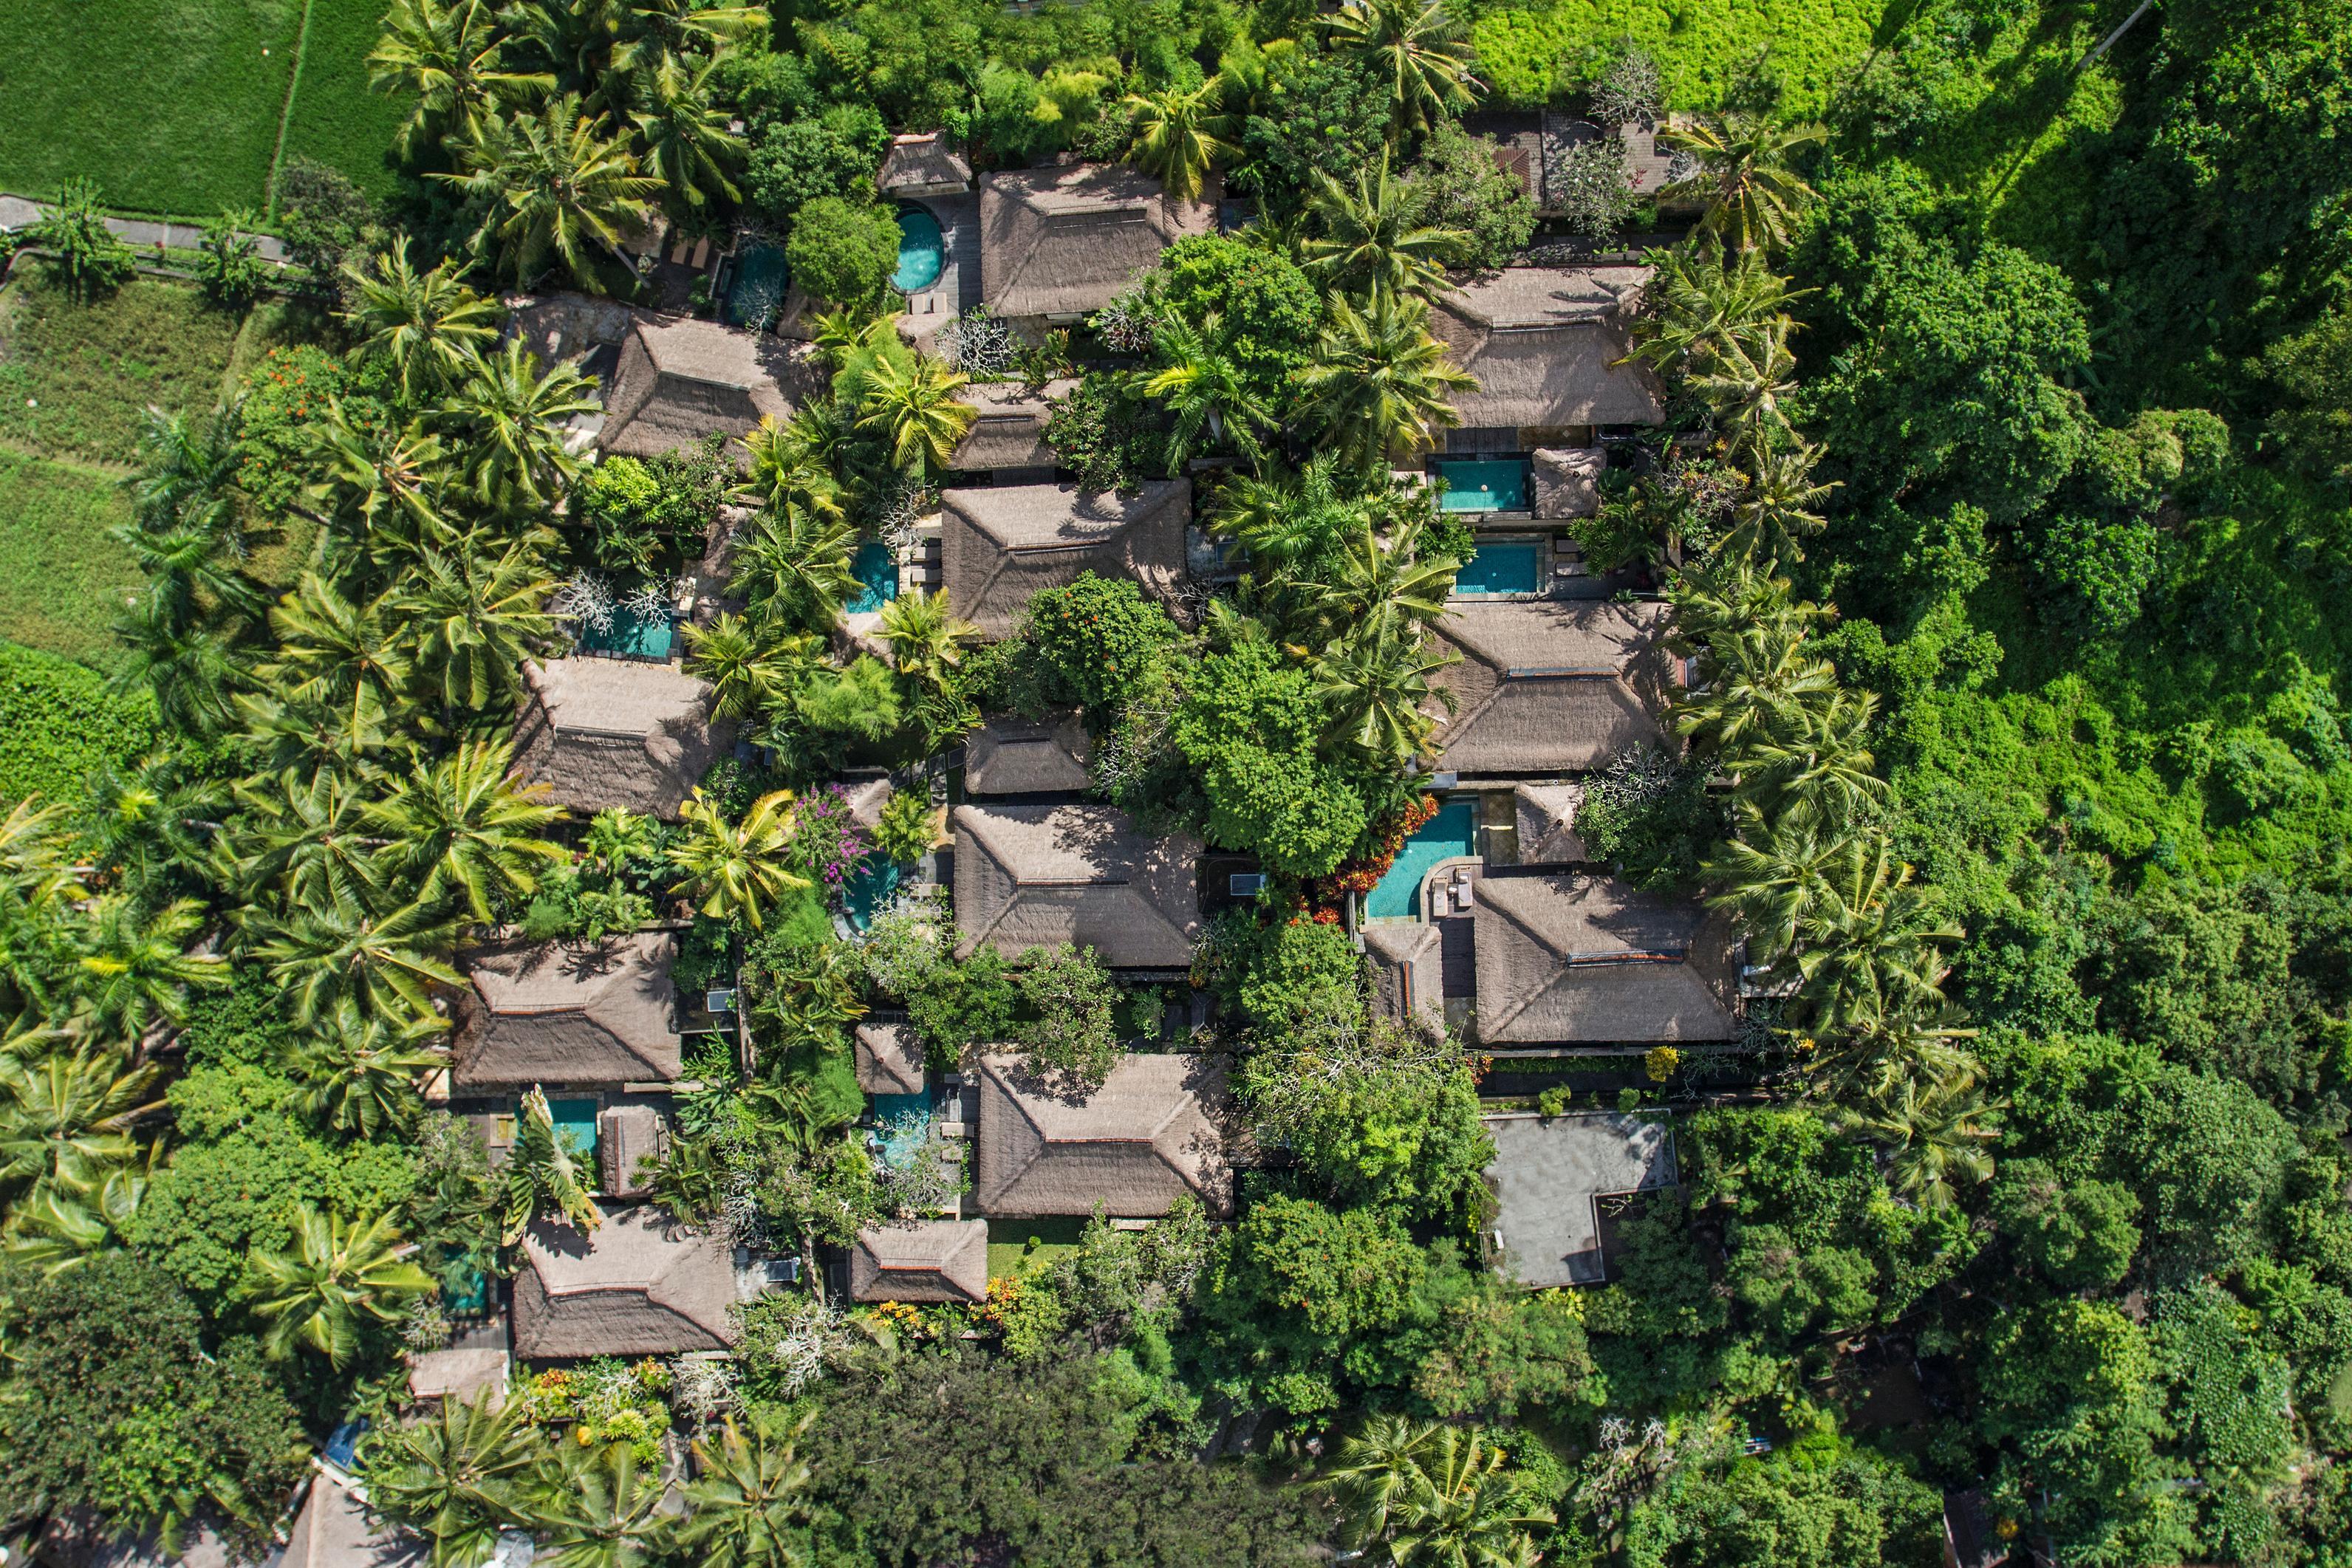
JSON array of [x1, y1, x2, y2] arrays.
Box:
[[972, 1052, 1233, 1218], [940, 479, 1189, 638], [513, 657, 734, 820]]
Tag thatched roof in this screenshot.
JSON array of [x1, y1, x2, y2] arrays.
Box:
[[1427, 600, 1675, 775], [1432, 267, 1664, 431], [1472, 873, 1740, 1044], [513, 1205, 739, 1359], [1532, 446, 1607, 519], [1514, 781, 1590, 865], [281, 1473, 425, 1568], [952, 803, 1202, 969], [979, 164, 1214, 318], [1364, 920, 1446, 1036], [973, 1052, 1233, 1217], [454, 933, 680, 1091], [952, 378, 1076, 470], [941, 479, 1190, 637], [850, 1218, 988, 1302], [601, 315, 796, 459], [963, 712, 1093, 795], [407, 1346, 510, 1406], [598, 1103, 667, 1196], [855, 1022, 928, 1095], [878, 132, 971, 195], [1482, 1111, 1676, 1286], [514, 657, 734, 820]]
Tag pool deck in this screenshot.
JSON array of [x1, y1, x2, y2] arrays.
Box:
[[901, 193, 983, 356]]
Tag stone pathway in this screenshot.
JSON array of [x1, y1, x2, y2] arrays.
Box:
[[0, 193, 290, 264]]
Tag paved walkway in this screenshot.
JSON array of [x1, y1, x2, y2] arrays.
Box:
[[0, 193, 290, 264]]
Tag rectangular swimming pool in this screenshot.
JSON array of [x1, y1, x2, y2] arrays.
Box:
[[1365, 798, 1479, 920], [1453, 539, 1544, 595], [847, 538, 899, 614], [576, 600, 677, 659], [1434, 458, 1530, 513]]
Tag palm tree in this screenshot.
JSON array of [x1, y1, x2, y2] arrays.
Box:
[[4, 1158, 152, 1276], [359, 1391, 540, 1568], [310, 405, 457, 553], [1313, 623, 1456, 766], [503, 1085, 602, 1239], [1299, 292, 1475, 470], [1660, 113, 1828, 256], [369, 0, 550, 158], [1663, 555, 1825, 654], [125, 403, 242, 535], [1788, 835, 1964, 1035], [390, 541, 560, 708], [1300, 161, 1468, 304], [528, 1440, 665, 1568], [727, 504, 858, 634], [604, 0, 773, 79], [1686, 312, 1801, 453], [855, 353, 977, 477], [367, 743, 568, 923], [1320, 0, 1483, 138], [295, 999, 451, 1139], [441, 339, 601, 510], [1121, 80, 1234, 202], [1847, 1073, 2002, 1206], [1138, 312, 1276, 471], [1620, 243, 1811, 378], [228, 768, 386, 920], [1324, 1416, 1553, 1567], [877, 588, 980, 688], [1703, 808, 1854, 967], [259, 574, 414, 750], [671, 1414, 816, 1568], [1727, 688, 1888, 821], [79, 759, 226, 905], [342, 244, 505, 397], [1672, 623, 1838, 759], [682, 612, 812, 722], [437, 95, 661, 288], [1725, 439, 1836, 564], [631, 53, 745, 209], [72, 894, 226, 1038], [113, 603, 244, 739], [736, 415, 845, 519], [235, 689, 397, 775], [245, 899, 465, 1025], [0, 1048, 162, 1199], [1309, 513, 1460, 643], [244, 1204, 436, 1367], [668, 788, 808, 930]]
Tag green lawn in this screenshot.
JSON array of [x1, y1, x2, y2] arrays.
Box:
[[986, 1216, 1090, 1281], [1472, 0, 1888, 113], [0, 452, 141, 670], [0, 261, 246, 465], [0, 0, 403, 216]]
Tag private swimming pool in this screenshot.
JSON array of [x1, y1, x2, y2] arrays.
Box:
[[847, 538, 898, 614], [726, 243, 790, 328], [547, 1097, 601, 1161], [842, 851, 901, 931], [1365, 798, 1478, 920], [1453, 538, 1544, 596], [892, 207, 946, 293], [869, 1092, 932, 1168], [575, 597, 677, 659], [1434, 457, 1530, 513]]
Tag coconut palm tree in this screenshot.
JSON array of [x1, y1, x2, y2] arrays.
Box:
[[1672, 623, 1838, 759], [125, 403, 242, 535], [631, 53, 745, 209], [245, 899, 465, 1025], [114, 514, 269, 633], [1703, 807, 1854, 967], [672, 1414, 816, 1568], [669, 788, 808, 930], [259, 574, 414, 750], [437, 95, 661, 289], [1121, 80, 1234, 202], [78, 759, 226, 905], [855, 353, 977, 477], [358, 1390, 540, 1568], [1727, 688, 1888, 821], [228, 768, 385, 920], [1724, 439, 1836, 564], [502, 1085, 602, 1239], [72, 894, 225, 1038], [343, 244, 505, 398], [1324, 1416, 1553, 1567], [604, 0, 772, 80], [727, 504, 858, 634], [366, 742, 568, 923], [1788, 835, 1964, 1035], [390, 541, 560, 708], [4, 1157, 153, 1276], [310, 405, 459, 556], [114, 604, 245, 739], [1320, 0, 1483, 139], [1300, 161, 1469, 304], [441, 339, 601, 510], [1687, 312, 1802, 453], [1299, 291, 1475, 470], [1660, 113, 1828, 256], [369, 0, 550, 159], [1663, 555, 1826, 654], [0, 1047, 162, 1200], [295, 999, 451, 1139], [1138, 312, 1276, 471], [1314, 623, 1456, 766], [1847, 1073, 2002, 1206], [236, 689, 397, 775], [1620, 243, 1811, 378], [244, 1204, 436, 1367], [736, 415, 845, 520], [1309, 513, 1460, 644], [529, 1440, 666, 1568], [682, 612, 816, 722], [877, 588, 980, 689]]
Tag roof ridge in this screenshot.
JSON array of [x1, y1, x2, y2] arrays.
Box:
[[1474, 880, 1567, 1038]]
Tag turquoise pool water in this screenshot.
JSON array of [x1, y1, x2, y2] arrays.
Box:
[[1454, 539, 1543, 595], [1435, 458, 1530, 513], [843, 852, 901, 930], [1365, 798, 1478, 920], [892, 207, 945, 292], [870, 1092, 931, 1168], [726, 243, 790, 328], [847, 539, 898, 614], [576, 594, 677, 658], [547, 1097, 600, 1161]]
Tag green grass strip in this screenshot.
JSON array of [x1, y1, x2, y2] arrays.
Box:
[[264, 0, 319, 220]]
